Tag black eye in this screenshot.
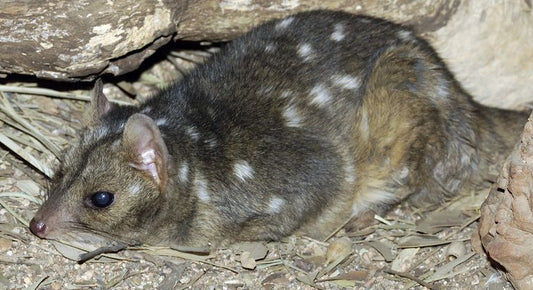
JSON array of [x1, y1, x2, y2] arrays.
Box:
[[90, 191, 115, 208]]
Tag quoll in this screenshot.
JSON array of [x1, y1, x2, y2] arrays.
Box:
[[30, 10, 528, 247]]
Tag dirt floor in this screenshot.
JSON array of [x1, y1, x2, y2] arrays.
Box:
[[0, 47, 514, 289]]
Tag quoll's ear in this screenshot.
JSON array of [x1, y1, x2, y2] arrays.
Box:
[[89, 79, 114, 124], [123, 113, 169, 192]]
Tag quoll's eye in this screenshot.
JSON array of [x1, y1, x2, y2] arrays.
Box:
[[90, 191, 115, 208]]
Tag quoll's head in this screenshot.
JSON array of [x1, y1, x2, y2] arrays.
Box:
[[29, 80, 170, 245]]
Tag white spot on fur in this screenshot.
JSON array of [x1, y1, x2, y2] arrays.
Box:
[[282, 103, 303, 127], [155, 118, 167, 126], [332, 75, 360, 90], [345, 164, 356, 184], [186, 126, 200, 141], [275, 17, 294, 30], [436, 78, 450, 98], [233, 160, 254, 181], [359, 109, 370, 140], [205, 137, 218, 149], [460, 154, 471, 167], [351, 203, 363, 216], [392, 167, 409, 185], [297, 43, 314, 61], [95, 126, 110, 140], [267, 197, 285, 214], [179, 162, 189, 183], [280, 91, 292, 99], [351, 186, 397, 216], [397, 167, 409, 179], [265, 43, 276, 52], [140, 107, 152, 114], [195, 173, 210, 202], [310, 84, 332, 107], [331, 23, 345, 41], [129, 182, 142, 195], [397, 30, 414, 41], [112, 138, 121, 149], [257, 85, 274, 96]]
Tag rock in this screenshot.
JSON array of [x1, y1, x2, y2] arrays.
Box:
[[476, 112, 533, 289], [1, 0, 531, 111]]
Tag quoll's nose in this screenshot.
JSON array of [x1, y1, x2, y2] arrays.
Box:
[[29, 218, 47, 238]]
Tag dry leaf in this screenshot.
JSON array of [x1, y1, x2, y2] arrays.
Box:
[[15, 179, 41, 197], [0, 237, 12, 251], [33, 97, 59, 115], [416, 210, 467, 234], [397, 234, 447, 248], [426, 252, 476, 282], [331, 279, 356, 287], [346, 227, 375, 237], [320, 270, 369, 281], [240, 251, 256, 270], [304, 255, 326, 268], [51, 241, 114, 262], [50, 232, 129, 262], [447, 188, 490, 211], [326, 237, 352, 264], [262, 272, 289, 287], [233, 241, 269, 260], [366, 240, 395, 262], [391, 248, 419, 272]]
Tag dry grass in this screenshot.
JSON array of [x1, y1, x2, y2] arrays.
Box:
[[0, 48, 512, 289]]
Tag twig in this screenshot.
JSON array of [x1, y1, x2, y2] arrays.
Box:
[[0, 132, 53, 178], [384, 268, 436, 290], [406, 246, 442, 274], [0, 92, 62, 157], [195, 259, 239, 274], [0, 85, 131, 105], [0, 199, 29, 227], [177, 270, 206, 290], [26, 275, 49, 290], [0, 192, 42, 204], [323, 216, 353, 242], [169, 244, 211, 255], [374, 214, 392, 225], [78, 242, 129, 264]]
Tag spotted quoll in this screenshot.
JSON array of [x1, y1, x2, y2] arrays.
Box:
[[30, 10, 528, 247]]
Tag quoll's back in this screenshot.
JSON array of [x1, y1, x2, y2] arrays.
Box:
[[30, 10, 528, 247]]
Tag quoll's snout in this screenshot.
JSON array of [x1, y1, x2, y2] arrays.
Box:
[[29, 217, 47, 238]]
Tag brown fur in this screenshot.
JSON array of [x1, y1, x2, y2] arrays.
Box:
[[30, 11, 528, 248]]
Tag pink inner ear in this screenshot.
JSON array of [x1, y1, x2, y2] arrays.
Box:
[[129, 148, 161, 184], [123, 113, 169, 190]]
